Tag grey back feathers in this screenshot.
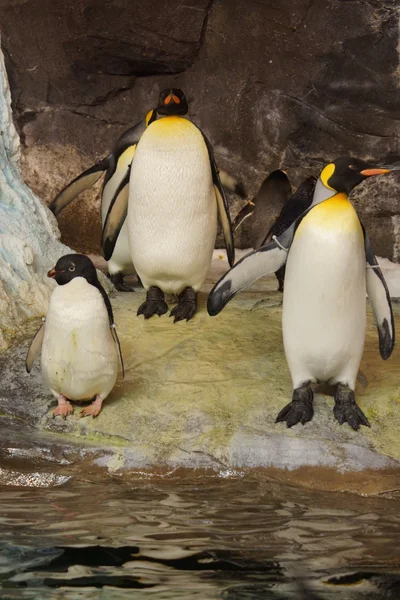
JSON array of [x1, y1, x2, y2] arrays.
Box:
[[49, 156, 111, 216], [234, 170, 292, 249], [250, 170, 292, 248], [263, 176, 317, 244]]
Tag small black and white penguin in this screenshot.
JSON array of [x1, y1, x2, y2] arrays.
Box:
[[50, 89, 245, 292], [102, 89, 236, 322], [26, 254, 124, 418], [207, 157, 396, 430]]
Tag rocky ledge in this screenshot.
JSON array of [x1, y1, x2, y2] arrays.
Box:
[[1, 253, 400, 497]]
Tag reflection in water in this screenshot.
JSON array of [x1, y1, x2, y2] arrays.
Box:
[[0, 473, 400, 598]]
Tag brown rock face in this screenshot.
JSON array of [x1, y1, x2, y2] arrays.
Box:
[[1, 0, 400, 255]]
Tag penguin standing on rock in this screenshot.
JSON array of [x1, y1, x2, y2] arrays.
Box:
[[208, 157, 397, 430], [102, 88, 235, 322], [50, 89, 245, 292], [26, 254, 124, 418]]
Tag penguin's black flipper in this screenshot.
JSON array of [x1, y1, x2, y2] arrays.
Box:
[[233, 201, 255, 232], [207, 223, 297, 316], [214, 184, 235, 267], [25, 322, 45, 373], [262, 176, 317, 245], [200, 132, 235, 267], [102, 170, 130, 261], [364, 232, 395, 360], [49, 155, 112, 216], [94, 275, 125, 378], [111, 326, 125, 378]]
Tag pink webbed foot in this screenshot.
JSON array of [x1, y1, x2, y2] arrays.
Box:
[[80, 395, 103, 418], [53, 395, 74, 419]]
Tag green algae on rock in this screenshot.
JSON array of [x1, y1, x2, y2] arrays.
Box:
[[2, 276, 400, 491]]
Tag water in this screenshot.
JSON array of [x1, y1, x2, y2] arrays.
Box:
[[0, 472, 400, 599]]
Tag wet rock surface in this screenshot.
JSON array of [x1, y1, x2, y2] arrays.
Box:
[[2, 256, 400, 496], [1, 0, 400, 254]]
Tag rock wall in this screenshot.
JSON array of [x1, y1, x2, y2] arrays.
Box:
[[0, 44, 70, 349], [1, 0, 400, 256]]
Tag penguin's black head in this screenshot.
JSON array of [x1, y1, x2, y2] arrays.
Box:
[[48, 254, 98, 286], [320, 156, 395, 195], [157, 88, 188, 116]]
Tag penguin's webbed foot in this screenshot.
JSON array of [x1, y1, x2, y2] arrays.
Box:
[[53, 395, 74, 419], [276, 383, 313, 427], [137, 286, 168, 319], [333, 384, 370, 431], [170, 287, 198, 323], [110, 273, 135, 292], [80, 395, 103, 418]]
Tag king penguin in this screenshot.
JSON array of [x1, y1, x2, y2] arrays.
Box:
[[50, 90, 245, 292], [207, 157, 396, 430], [26, 254, 124, 418], [102, 88, 235, 322]]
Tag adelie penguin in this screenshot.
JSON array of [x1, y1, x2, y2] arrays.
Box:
[[234, 170, 317, 291], [208, 157, 397, 430], [102, 88, 236, 323], [50, 89, 245, 292], [26, 254, 124, 418]]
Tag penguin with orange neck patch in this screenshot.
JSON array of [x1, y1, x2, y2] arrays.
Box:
[[208, 157, 396, 430], [102, 88, 235, 322]]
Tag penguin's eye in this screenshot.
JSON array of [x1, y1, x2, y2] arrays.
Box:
[[69, 264, 75, 272], [349, 165, 357, 170]]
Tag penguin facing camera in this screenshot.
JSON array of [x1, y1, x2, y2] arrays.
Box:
[[102, 89, 236, 323], [26, 254, 124, 418], [234, 171, 317, 291], [208, 157, 397, 431], [50, 89, 245, 292]]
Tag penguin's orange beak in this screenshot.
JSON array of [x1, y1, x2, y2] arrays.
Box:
[[360, 168, 392, 176], [47, 268, 56, 278], [164, 93, 180, 105]]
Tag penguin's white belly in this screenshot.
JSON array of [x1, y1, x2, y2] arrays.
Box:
[[101, 147, 136, 276], [128, 117, 217, 294], [41, 279, 118, 400], [282, 198, 366, 388]]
